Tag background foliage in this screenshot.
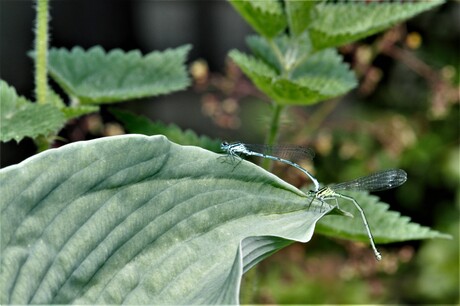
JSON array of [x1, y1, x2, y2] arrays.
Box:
[[1, 1, 458, 304]]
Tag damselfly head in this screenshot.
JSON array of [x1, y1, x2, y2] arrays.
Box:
[[220, 141, 229, 150]]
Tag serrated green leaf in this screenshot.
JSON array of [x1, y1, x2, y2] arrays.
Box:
[[316, 191, 452, 244], [110, 108, 221, 152], [310, 1, 445, 50], [62, 105, 99, 120], [246, 34, 313, 73], [246, 35, 282, 72], [46, 89, 66, 109], [47, 45, 191, 104], [0, 135, 334, 304], [0, 80, 66, 142], [45, 89, 99, 120], [293, 48, 358, 97], [229, 0, 286, 38], [285, 0, 318, 37], [229, 49, 357, 105]]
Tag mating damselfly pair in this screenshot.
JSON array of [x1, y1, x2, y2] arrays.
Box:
[[221, 141, 408, 261]]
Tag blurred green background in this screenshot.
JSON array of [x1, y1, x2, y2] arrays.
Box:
[[1, 1, 458, 304]]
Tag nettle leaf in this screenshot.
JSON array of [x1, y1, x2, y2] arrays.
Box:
[[246, 35, 282, 72], [285, 0, 318, 37], [316, 191, 452, 244], [46, 88, 66, 109], [110, 108, 221, 152], [246, 34, 313, 73], [229, 49, 357, 105], [47, 45, 191, 104], [0, 135, 337, 304], [47, 89, 99, 120], [0, 80, 65, 142], [229, 0, 286, 38], [62, 105, 99, 120], [309, 1, 445, 50], [293, 48, 357, 98]]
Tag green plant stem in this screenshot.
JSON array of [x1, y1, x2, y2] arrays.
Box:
[[261, 104, 284, 170], [261, 38, 292, 171], [35, 0, 49, 105], [35, 135, 52, 152], [265, 104, 284, 146], [33, 0, 52, 151], [302, 98, 341, 137]]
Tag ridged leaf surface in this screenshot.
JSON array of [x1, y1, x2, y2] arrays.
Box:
[[0, 135, 333, 304]]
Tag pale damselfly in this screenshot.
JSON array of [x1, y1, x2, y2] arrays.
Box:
[[309, 169, 408, 260], [221, 142, 320, 191]]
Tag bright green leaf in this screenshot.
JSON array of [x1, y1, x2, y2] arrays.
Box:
[[0, 80, 66, 142], [293, 49, 357, 97], [316, 191, 452, 244], [309, 1, 445, 50], [46, 89, 99, 120], [246, 34, 313, 73], [46, 88, 66, 109], [229, 0, 286, 38], [229, 49, 357, 105], [62, 105, 99, 120], [0, 135, 336, 304], [47, 45, 191, 104], [246, 35, 282, 72], [285, 0, 318, 37]]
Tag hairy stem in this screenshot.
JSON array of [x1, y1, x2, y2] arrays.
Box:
[[261, 104, 284, 170], [35, 0, 49, 104], [34, 0, 53, 151]]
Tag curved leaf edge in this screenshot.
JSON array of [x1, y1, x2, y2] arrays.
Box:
[[1, 134, 340, 305]]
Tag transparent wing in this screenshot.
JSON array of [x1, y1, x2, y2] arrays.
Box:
[[243, 144, 315, 161], [330, 169, 407, 192]]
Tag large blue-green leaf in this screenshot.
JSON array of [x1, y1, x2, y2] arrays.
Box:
[[0, 135, 336, 304], [46, 45, 191, 104]]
